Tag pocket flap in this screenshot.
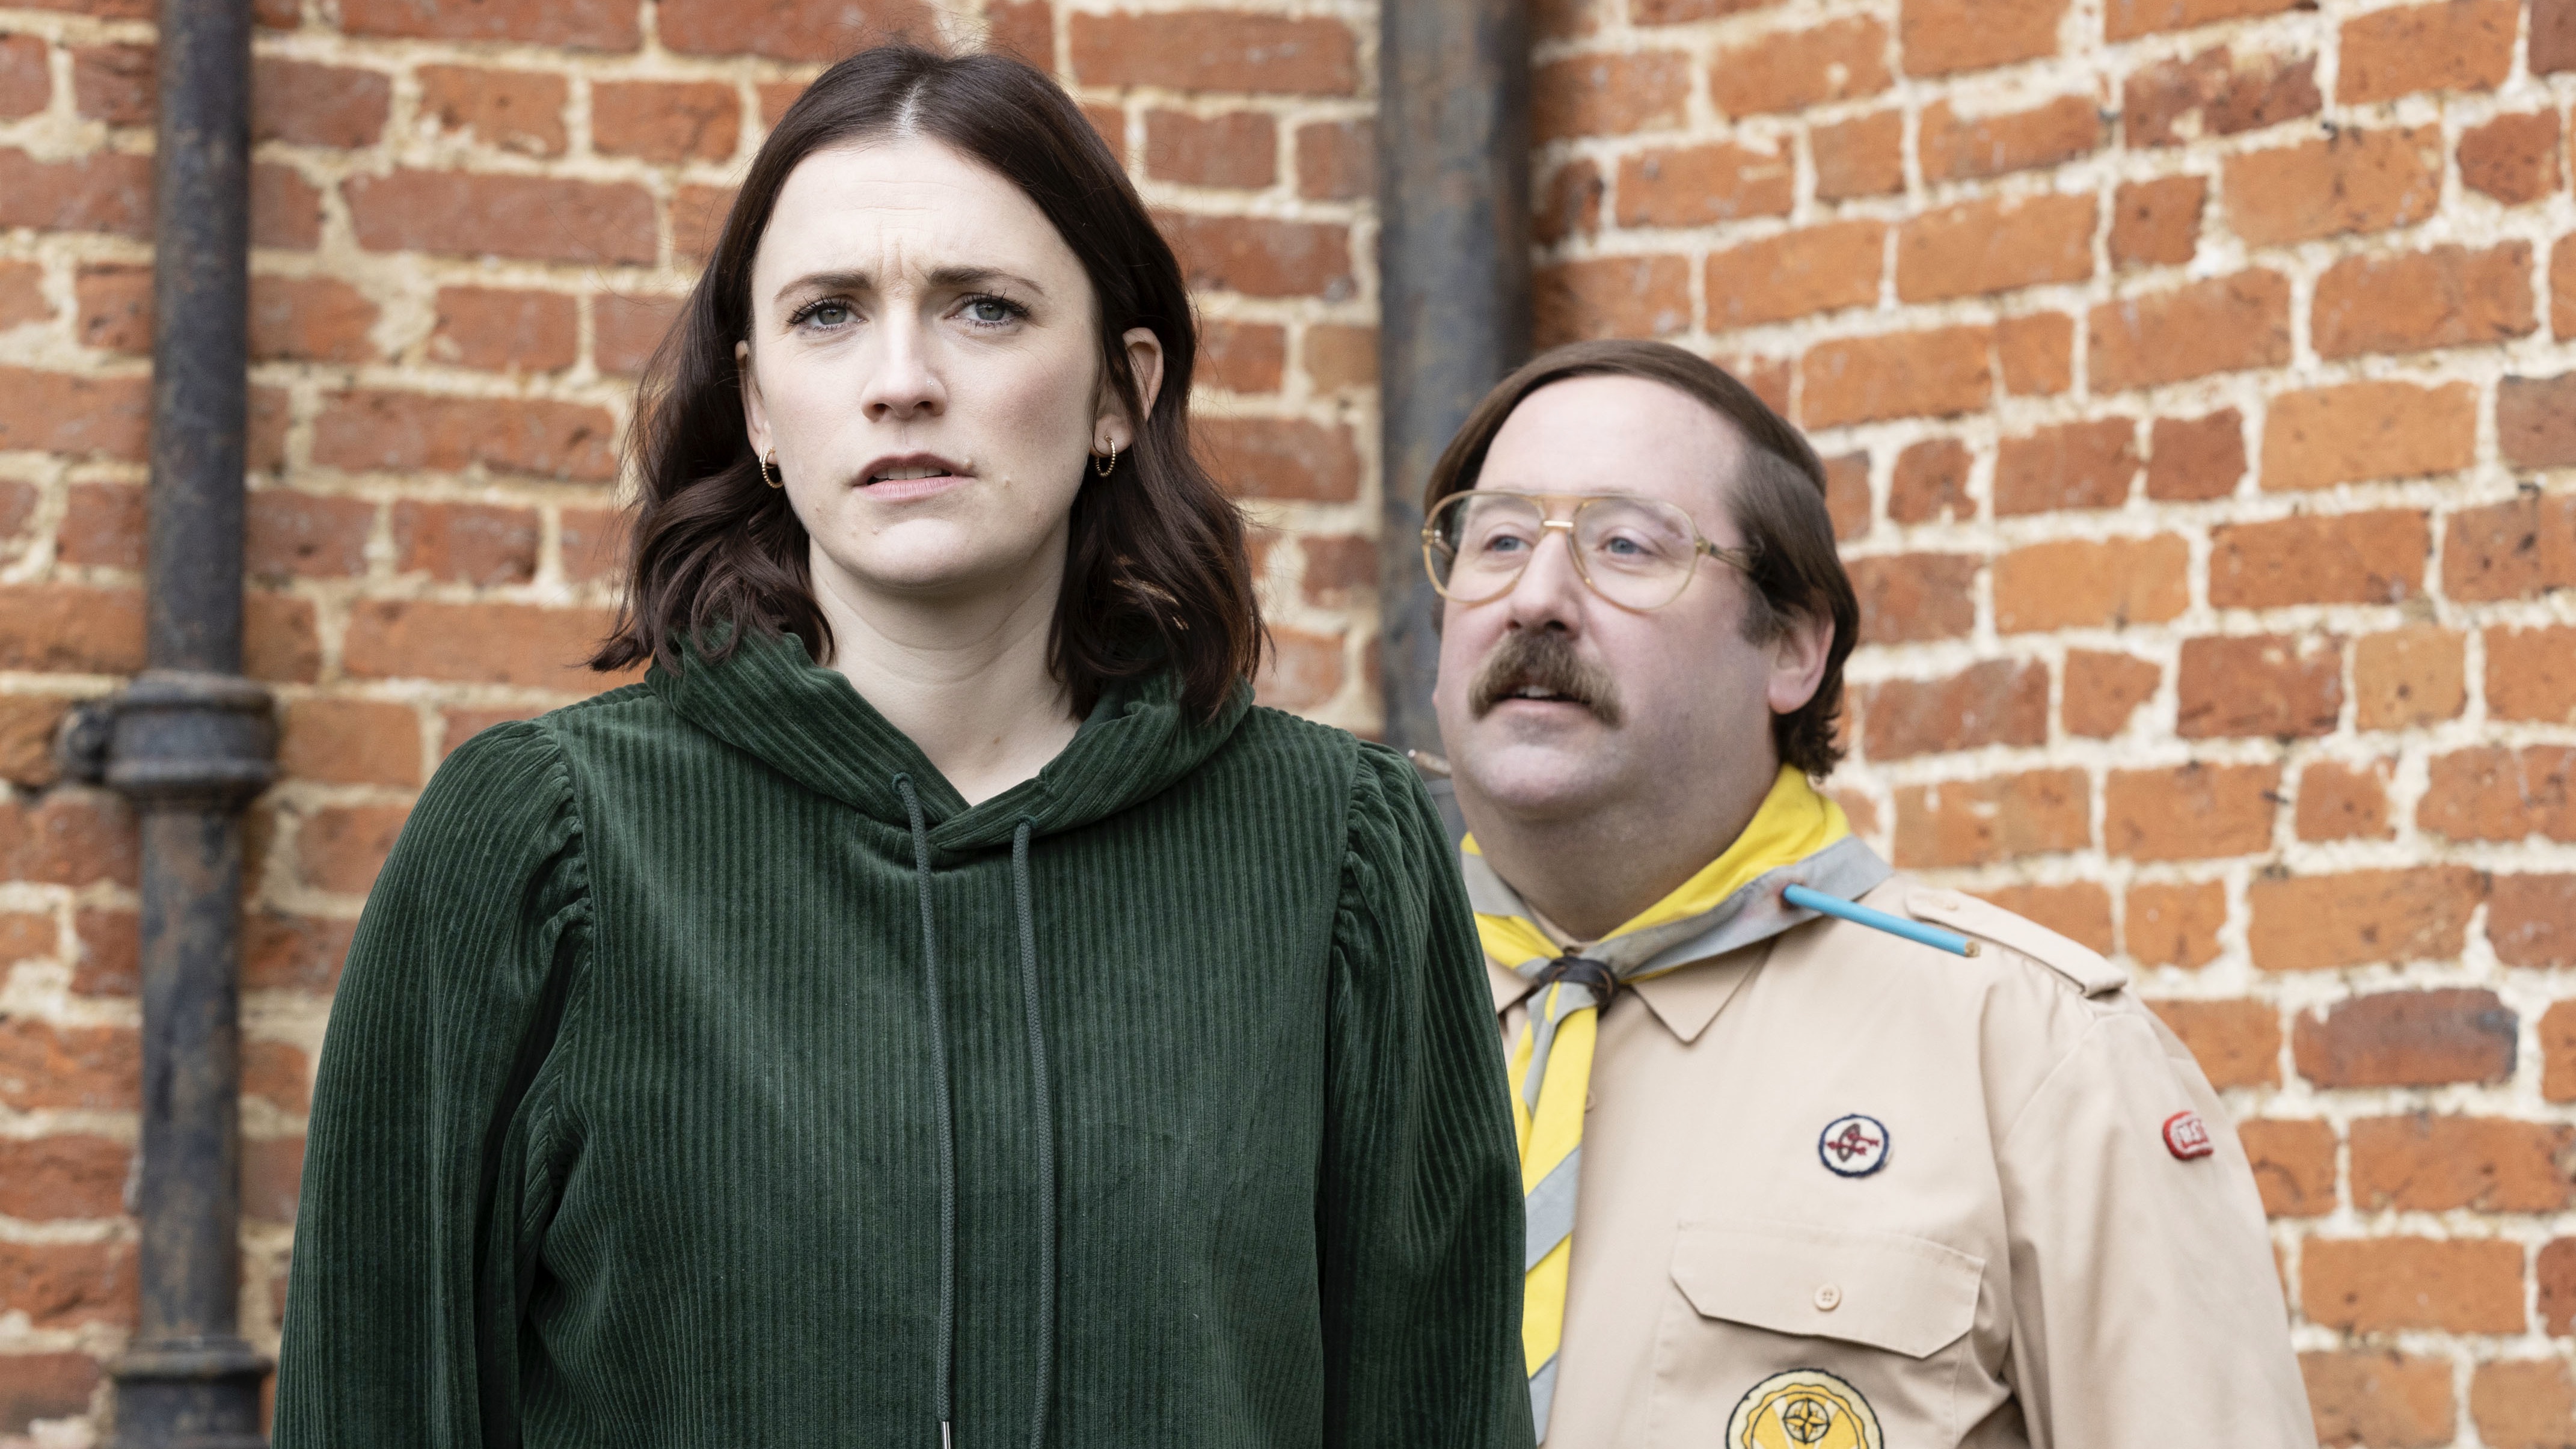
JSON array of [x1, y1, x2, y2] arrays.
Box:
[[1669, 1220, 1984, 1360]]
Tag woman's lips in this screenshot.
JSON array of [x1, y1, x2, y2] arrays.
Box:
[[856, 473, 971, 502]]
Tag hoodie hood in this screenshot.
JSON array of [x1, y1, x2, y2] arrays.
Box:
[[646, 628, 1250, 851]]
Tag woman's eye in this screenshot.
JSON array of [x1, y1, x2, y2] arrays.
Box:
[[796, 301, 853, 329], [964, 296, 1020, 325]]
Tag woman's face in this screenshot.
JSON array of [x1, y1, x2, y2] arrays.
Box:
[[739, 136, 1160, 606]]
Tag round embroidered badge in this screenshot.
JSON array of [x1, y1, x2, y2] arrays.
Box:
[[1728, 1368, 1883, 1449], [2163, 1110, 2214, 1160], [1817, 1114, 1889, 1177]]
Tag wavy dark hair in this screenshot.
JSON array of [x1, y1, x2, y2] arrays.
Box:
[[1423, 340, 1860, 777], [591, 45, 1263, 717]]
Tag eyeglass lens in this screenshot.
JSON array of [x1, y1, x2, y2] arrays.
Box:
[[1426, 492, 1703, 610]]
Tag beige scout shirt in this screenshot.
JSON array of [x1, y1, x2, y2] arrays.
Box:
[[1493, 875, 2314, 1449]]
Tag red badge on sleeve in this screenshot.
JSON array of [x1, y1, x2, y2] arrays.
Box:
[[2163, 1110, 2213, 1160]]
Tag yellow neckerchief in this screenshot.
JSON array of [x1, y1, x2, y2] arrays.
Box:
[[1471, 765, 1857, 1441]]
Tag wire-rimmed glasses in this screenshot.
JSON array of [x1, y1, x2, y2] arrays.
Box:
[[1421, 489, 1756, 612]]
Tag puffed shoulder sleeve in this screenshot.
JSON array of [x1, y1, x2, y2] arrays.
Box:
[[1316, 743, 1534, 1449], [1994, 991, 2316, 1449], [274, 720, 591, 1448]]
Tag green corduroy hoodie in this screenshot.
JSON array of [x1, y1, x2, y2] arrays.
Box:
[[275, 631, 1533, 1449]]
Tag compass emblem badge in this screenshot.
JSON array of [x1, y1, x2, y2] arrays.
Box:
[[1817, 1114, 1889, 1178], [1728, 1368, 1883, 1449]]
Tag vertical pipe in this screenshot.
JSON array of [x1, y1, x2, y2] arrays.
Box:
[[106, 0, 275, 1439], [1375, 0, 1531, 757]]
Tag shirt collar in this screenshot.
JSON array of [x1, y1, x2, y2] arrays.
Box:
[[1489, 938, 1770, 1046]]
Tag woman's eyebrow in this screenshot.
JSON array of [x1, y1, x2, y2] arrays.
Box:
[[772, 266, 1050, 307]]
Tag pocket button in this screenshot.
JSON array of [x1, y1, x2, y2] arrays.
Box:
[[1813, 1284, 1842, 1312]]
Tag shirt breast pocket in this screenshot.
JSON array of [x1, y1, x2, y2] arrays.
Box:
[[1645, 1219, 1984, 1449]]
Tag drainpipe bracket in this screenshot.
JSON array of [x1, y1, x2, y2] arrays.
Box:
[[108, 1334, 273, 1449], [98, 670, 276, 808]]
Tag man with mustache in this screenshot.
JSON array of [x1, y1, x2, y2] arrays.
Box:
[[1421, 340, 2312, 1449]]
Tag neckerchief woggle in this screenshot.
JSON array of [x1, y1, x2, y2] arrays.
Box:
[[1462, 765, 1892, 1442]]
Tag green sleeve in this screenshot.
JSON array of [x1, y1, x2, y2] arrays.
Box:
[[273, 721, 591, 1448], [1317, 744, 1535, 1449]]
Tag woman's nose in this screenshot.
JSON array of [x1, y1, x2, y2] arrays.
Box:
[[860, 319, 946, 421]]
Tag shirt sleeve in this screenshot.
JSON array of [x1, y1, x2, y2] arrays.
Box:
[[1995, 995, 2317, 1449], [1316, 743, 1536, 1449], [273, 720, 592, 1448]]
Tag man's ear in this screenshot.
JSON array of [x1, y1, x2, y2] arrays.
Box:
[[1764, 607, 1833, 717], [736, 339, 771, 457]]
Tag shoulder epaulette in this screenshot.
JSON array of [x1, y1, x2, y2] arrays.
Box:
[[1903, 887, 2129, 997]]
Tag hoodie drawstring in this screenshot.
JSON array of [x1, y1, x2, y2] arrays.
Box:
[[893, 776, 1058, 1449]]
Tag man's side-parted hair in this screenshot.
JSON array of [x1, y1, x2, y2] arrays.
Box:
[[1423, 339, 1861, 777], [590, 44, 1263, 718]]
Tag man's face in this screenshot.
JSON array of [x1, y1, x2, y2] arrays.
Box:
[[1432, 374, 1811, 826]]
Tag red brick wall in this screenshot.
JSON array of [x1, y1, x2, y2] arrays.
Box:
[[1532, 0, 2576, 1437]]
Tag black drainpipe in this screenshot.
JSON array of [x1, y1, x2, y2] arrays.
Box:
[[89, 0, 275, 1438], [1375, 0, 1531, 759]]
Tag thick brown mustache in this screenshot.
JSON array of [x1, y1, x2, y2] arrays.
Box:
[[1468, 630, 1624, 725]]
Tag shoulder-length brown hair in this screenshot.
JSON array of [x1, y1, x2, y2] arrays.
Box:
[[1423, 340, 1860, 777], [592, 44, 1263, 718]]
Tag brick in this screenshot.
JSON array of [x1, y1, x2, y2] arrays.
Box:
[[1533, 158, 1602, 247], [247, 591, 322, 684], [2108, 176, 2204, 268], [417, 65, 567, 157], [1848, 553, 1977, 646], [1160, 213, 1352, 301], [2178, 634, 2339, 738], [313, 391, 617, 480], [2065, 650, 2161, 738], [593, 79, 739, 164], [595, 293, 679, 377], [1996, 313, 2074, 397], [2148, 998, 2278, 1087], [2446, 492, 2576, 602], [2314, 242, 2535, 358], [0, 149, 152, 238], [1201, 418, 1358, 503], [2127, 880, 2225, 970], [660, 0, 932, 59], [2126, 47, 2319, 152], [2460, 111, 2563, 204], [68, 908, 134, 996], [1921, 95, 2099, 183], [0, 792, 137, 889], [2471, 1360, 2576, 1449], [0, 1135, 126, 1219], [73, 263, 152, 354], [72, 42, 152, 126], [1893, 768, 2089, 868], [1888, 438, 1970, 524], [0, 584, 144, 674], [346, 171, 654, 266], [245, 490, 374, 580], [2301, 1352, 2455, 1448], [1145, 109, 1276, 189], [985, 0, 1052, 63], [57, 482, 141, 567], [253, 58, 390, 149], [2502, 372, 2576, 470], [341, 0, 638, 49], [2106, 762, 2280, 861], [1254, 626, 1343, 711], [1995, 536, 2187, 633], [2252, 868, 2482, 972], [560, 506, 628, 586], [2090, 271, 2289, 393], [1301, 324, 1376, 393], [0, 1240, 135, 1329], [1200, 320, 1286, 395], [2339, 0, 2516, 103], [1895, 194, 2094, 304], [1618, 142, 1794, 229], [1631, 0, 1774, 18], [0, 365, 149, 462], [394, 500, 541, 584], [2242, 1120, 2337, 1218], [343, 600, 623, 690], [2498, 879, 2576, 976], [0, 911, 55, 963], [1863, 660, 2047, 759], [0, 1351, 100, 1432], [1710, 17, 1889, 117], [0, 261, 45, 328], [2354, 1116, 2575, 1213], [278, 699, 420, 788], [0, 697, 70, 788], [1070, 11, 1358, 95], [2302, 1237, 2524, 1334], [248, 275, 380, 364], [1704, 221, 1881, 329], [1799, 325, 1993, 429], [1294, 119, 1370, 201], [2547, 1239, 2576, 1332], [2225, 127, 2444, 247], [244, 1133, 305, 1224], [2421, 746, 2576, 843], [1729, 356, 1792, 413], [2297, 759, 2393, 842], [1900, 0, 2064, 75], [0, 34, 45, 118], [1972, 882, 2112, 954], [1993, 418, 2138, 515], [672, 183, 737, 265], [1813, 110, 1904, 200], [2263, 380, 2476, 491], [1534, 256, 1690, 346], [298, 803, 406, 895], [253, 162, 325, 251], [242, 910, 355, 993], [2544, 0, 2576, 72], [2210, 510, 2427, 609], [1821, 453, 1869, 542], [2145, 410, 2243, 501], [0, 1017, 138, 1110], [2488, 624, 2576, 724], [429, 287, 576, 374], [1533, 51, 1690, 140], [1295, 535, 1375, 609]]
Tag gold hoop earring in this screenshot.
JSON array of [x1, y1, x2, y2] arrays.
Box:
[[760, 450, 783, 488], [1093, 441, 1119, 477]]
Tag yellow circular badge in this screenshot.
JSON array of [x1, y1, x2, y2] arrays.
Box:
[[1726, 1368, 1883, 1449]]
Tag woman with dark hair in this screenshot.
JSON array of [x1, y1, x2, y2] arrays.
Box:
[[275, 46, 1530, 1448]]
